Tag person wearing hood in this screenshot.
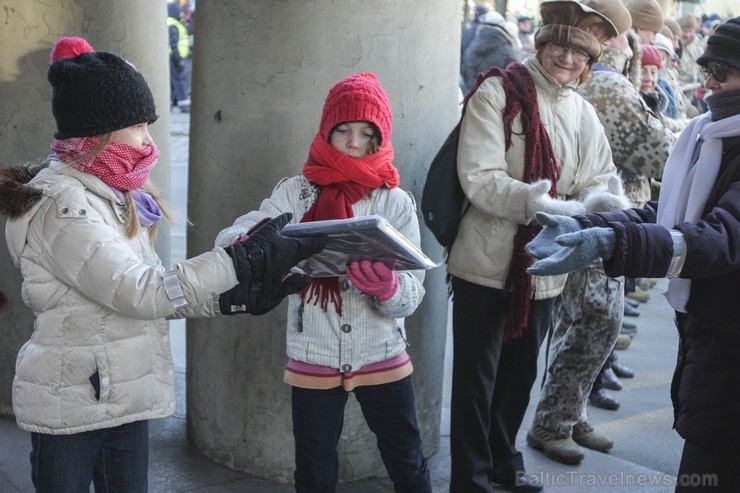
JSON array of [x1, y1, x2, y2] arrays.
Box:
[[447, 1, 622, 491], [460, 10, 521, 93], [0, 37, 324, 492], [526, 18, 740, 492]]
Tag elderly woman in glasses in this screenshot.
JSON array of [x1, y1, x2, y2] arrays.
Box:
[[526, 17, 740, 493], [446, 1, 625, 491]]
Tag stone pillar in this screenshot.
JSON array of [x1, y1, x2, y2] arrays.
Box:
[[0, 1, 171, 415], [187, 0, 460, 482]]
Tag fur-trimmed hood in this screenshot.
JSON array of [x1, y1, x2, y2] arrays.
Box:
[[0, 160, 48, 220]]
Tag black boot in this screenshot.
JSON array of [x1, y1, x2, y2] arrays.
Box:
[[589, 388, 620, 410]]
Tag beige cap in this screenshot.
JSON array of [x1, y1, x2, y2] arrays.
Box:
[[624, 0, 664, 33], [678, 13, 699, 30], [664, 17, 682, 37], [582, 0, 633, 36]]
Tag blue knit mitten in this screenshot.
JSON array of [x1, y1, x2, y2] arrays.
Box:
[[527, 227, 616, 276], [525, 212, 583, 259]]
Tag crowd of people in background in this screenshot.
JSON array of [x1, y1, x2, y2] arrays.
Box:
[[456, 2, 739, 492]]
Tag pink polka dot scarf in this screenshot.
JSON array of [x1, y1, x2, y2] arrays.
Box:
[[51, 136, 159, 191]]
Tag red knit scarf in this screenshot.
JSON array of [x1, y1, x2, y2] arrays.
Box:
[[300, 133, 400, 315], [489, 63, 560, 342]]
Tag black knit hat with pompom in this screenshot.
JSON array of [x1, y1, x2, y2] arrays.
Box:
[[48, 37, 158, 139], [697, 17, 740, 72]]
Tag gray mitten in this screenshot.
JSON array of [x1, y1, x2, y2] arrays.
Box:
[[527, 227, 616, 276], [525, 179, 586, 219], [525, 212, 582, 259]]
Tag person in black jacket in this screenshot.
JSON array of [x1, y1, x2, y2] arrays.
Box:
[[460, 11, 521, 93], [526, 17, 740, 493]]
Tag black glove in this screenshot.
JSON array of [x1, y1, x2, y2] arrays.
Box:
[[219, 272, 312, 316], [224, 212, 326, 283]]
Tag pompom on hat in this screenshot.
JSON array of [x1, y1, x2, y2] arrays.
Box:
[[319, 72, 393, 147], [697, 17, 740, 72], [624, 0, 664, 33], [534, 0, 619, 61], [48, 36, 158, 139], [641, 44, 663, 68]]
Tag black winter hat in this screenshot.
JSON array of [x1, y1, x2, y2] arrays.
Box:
[[697, 17, 740, 72], [48, 37, 158, 139]]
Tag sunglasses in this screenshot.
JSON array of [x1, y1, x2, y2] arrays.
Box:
[[548, 42, 590, 63], [701, 63, 729, 83]]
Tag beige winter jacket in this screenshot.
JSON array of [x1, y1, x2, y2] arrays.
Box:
[[4, 161, 238, 434], [447, 57, 618, 299]]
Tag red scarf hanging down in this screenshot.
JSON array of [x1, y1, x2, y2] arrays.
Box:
[[489, 63, 561, 342], [300, 133, 400, 316]]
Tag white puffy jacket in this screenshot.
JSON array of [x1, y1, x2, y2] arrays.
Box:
[[3, 160, 238, 434]]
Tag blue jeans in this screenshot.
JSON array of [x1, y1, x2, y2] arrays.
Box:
[[292, 376, 432, 493], [31, 420, 149, 493]]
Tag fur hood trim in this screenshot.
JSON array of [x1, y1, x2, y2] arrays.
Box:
[[0, 160, 48, 219]]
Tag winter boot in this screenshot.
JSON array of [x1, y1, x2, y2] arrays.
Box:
[[527, 425, 585, 464], [573, 421, 614, 452]]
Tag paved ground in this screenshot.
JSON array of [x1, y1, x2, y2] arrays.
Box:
[[0, 111, 686, 492]]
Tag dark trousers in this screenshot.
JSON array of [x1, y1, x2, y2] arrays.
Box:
[[292, 376, 431, 493], [449, 277, 553, 493], [30, 420, 149, 493], [676, 440, 740, 492]]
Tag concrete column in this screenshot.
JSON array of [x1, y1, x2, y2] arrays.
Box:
[[0, 1, 171, 415], [187, 0, 460, 482]]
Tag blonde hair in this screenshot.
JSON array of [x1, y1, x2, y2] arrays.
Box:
[[63, 132, 174, 243]]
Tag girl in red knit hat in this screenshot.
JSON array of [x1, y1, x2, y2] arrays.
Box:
[[216, 72, 432, 493]]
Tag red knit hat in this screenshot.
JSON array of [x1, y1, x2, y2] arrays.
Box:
[[319, 72, 393, 146], [641, 44, 663, 68]]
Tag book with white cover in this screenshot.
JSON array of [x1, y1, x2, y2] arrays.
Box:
[[282, 215, 438, 277]]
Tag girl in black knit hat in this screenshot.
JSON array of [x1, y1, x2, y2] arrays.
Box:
[[0, 36, 324, 493], [527, 16, 740, 493]]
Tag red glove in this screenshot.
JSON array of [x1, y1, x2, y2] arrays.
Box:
[[347, 260, 398, 302]]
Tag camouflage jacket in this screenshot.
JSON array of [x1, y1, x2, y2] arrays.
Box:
[[577, 45, 675, 185]]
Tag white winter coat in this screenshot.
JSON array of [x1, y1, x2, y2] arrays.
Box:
[[216, 175, 425, 373], [4, 160, 238, 434], [448, 56, 618, 299]]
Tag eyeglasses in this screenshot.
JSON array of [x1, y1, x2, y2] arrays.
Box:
[[548, 42, 590, 63], [701, 63, 729, 83]]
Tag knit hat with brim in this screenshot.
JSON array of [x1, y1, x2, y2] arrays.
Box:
[[319, 72, 393, 146], [697, 17, 740, 72], [535, 0, 618, 61], [624, 0, 664, 33], [48, 37, 158, 139]]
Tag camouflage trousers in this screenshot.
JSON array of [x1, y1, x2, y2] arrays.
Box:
[[532, 266, 624, 438]]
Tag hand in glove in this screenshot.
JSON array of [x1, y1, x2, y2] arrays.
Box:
[[219, 271, 311, 316], [347, 260, 398, 302], [525, 212, 582, 259], [224, 212, 326, 283], [527, 227, 616, 276], [525, 179, 586, 219]]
